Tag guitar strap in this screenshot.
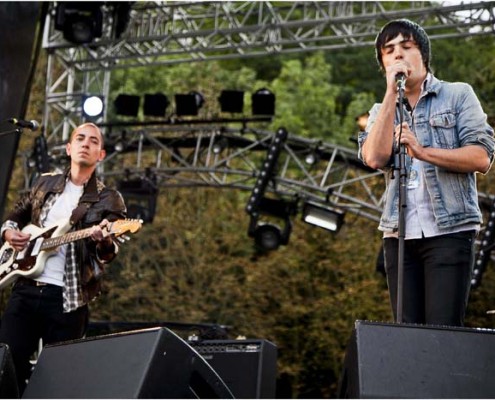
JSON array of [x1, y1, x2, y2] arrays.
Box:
[[69, 171, 100, 226]]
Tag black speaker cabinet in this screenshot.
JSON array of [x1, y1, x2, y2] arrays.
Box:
[[22, 327, 233, 399], [189, 339, 277, 399], [339, 320, 495, 399], [0, 344, 18, 399]]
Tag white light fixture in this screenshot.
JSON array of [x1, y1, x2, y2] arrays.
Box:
[[302, 201, 345, 233], [82, 95, 104, 119]]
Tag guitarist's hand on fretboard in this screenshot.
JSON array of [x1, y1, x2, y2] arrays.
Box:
[[89, 219, 113, 246], [3, 229, 31, 251]]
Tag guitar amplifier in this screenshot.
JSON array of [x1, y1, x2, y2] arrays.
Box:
[[189, 339, 277, 399]]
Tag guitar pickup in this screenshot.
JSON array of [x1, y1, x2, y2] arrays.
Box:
[[30, 237, 44, 257]]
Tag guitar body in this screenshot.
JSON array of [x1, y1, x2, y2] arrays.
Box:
[[0, 220, 72, 289]]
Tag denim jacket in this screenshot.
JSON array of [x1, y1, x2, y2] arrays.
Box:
[[358, 74, 495, 232]]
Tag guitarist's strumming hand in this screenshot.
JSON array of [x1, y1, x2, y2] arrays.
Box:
[[3, 229, 31, 251]]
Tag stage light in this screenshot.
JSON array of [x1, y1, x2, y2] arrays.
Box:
[[55, 2, 103, 44], [218, 90, 244, 113], [31, 135, 50, 173], [112, 131, 127, 153], [212, 137, 228, 155], [82, 95, 104, 120], [114, 94, 140, 117], [304, 149, 320, 166], [248, 218, 292, 251], [118, 175, 158, 223], [175, 91, 205, 116], [253, 223, 283, 251], [143, 93, 169, 117], [245, 128, 288, 216], [247, 197, 296, 251], [252, 88, 275, 116], [302, 201, 345, 233]]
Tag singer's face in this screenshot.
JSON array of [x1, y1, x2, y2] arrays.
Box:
[[381, 34, 426, 81], [66, 124, 106, 168]]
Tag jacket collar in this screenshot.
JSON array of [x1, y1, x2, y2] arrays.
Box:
[[56, 167, 100, 203]]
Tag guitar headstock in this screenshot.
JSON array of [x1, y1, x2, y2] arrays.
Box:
[[107, 219, 143, 236]]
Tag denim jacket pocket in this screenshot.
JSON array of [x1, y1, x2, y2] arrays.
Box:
[[429, 111, 458, 148]]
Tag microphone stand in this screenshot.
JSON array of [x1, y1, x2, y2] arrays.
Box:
[[396, 77, 407, 323], [0, 128, 21, 137]]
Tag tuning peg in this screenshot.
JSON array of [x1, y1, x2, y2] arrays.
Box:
[[113, 236, 127, 244]]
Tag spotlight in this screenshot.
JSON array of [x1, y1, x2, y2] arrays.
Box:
[[212, 137, 228, 155], [304, 150, 320, 166], [254, 223, 283, 251], [249, 219, 292, 251], [118, 175, 158, 223], [302, 201, 345, 233], [113, 131, 127, 153], [114, 94, 140, 117], [247, 197, 296, 251], [31, 135, 50, 173], [218, 90, 244, 113], [143, 93, 169, 117], [55, 2, 103, 44], [252, 88, 275, 116], [82, 95, 104, 120], [175, 91, 205, 116]]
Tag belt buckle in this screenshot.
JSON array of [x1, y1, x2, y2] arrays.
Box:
[[35, 281, 47, 287]]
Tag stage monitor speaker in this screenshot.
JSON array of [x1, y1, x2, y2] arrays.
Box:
[[22, 327, 233, 399], [0, 344, 18, 399], [338, 320, 495, 399], [189, 339, 277, 399]]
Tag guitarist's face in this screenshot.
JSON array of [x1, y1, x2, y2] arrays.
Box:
[[66, 124, 106, 168]]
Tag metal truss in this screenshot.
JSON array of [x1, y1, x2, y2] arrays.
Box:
[[43, 1, 495, 70], [40, 1, 495, 143]]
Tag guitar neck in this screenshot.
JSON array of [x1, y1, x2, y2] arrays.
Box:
[[41, 227, 94, 251]]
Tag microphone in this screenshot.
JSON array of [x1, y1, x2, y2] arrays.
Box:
[[396, 72, 406, 91], [8, 118, 39, 131]]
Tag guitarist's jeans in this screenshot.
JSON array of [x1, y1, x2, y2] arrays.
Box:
[[0, 282, 88, 394]]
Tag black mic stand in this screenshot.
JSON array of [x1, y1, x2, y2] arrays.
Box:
[[396, 77, 407, 323], [0, 128, 21, 137]]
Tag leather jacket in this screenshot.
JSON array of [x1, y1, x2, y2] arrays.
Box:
[[4, 168, 127, 303]]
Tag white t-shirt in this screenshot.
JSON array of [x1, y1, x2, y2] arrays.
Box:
[[37, 180, 84, 286]]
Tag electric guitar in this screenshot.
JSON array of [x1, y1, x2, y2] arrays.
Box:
[[0, 218, 142, 289]]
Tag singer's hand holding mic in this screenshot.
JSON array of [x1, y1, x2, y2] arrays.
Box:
[[8, 118, 39, 131]]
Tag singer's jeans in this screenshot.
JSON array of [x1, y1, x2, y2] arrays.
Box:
[[383, 230, 475, 326]]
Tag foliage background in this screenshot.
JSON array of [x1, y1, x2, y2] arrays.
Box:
[[2, 17, 495, 399]]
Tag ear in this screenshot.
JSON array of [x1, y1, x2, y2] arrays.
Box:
[[66, 142, 71, 156], [98, 149, 106, 162]]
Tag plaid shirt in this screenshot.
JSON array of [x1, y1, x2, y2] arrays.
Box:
[[40, 193, 82, 312]]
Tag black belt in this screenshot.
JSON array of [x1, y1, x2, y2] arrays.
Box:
[[15, 277, 50, 287]]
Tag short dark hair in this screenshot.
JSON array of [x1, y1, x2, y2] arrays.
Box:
[[375, 19, 431, 72]]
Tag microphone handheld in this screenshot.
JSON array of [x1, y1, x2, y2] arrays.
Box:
[[395, 73, 406, 91], [8, 118, 39, 131]]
